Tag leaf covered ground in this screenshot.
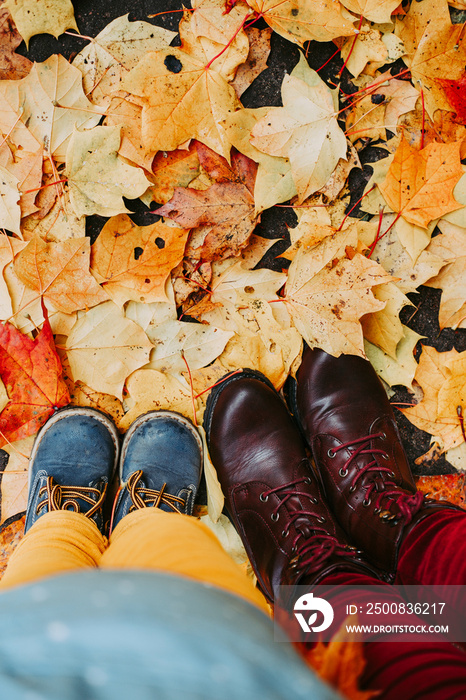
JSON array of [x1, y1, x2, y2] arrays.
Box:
[[0, 0, 465, 695]]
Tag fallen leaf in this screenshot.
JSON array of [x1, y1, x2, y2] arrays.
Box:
[[402, 346, 466, 452], [4, 0, 78, 46], [73, 14, 176, 106], [200, 512, 249, 563], [361, 282, 411, 358], [198, 424, 224, 522], [416, 473, 465, 508], [66, 125, 151, 219], [145, 319, 233, 375], [69, 383, 125, 427], [281, 206, 332, 262], [90, 214, 190, 306], [121, 43, 240, 161], [20, 54, 100, 160], [379, 136, 463, 228], [144, 143, 200, 206], [425, 220, 466, 329], [0, 436, 33, 525], [364, 326, 423, 389], [222, 106, 297, 212], [0, 513, 25, 575], [0, 6, 32, 80], [231, 26, 272, 98], [284, 224, 393, 358], [340, 25, 388, 79], [251, 55, 347, 203], [105, 96, 157, 172], [340, 0, 401, 24], [0, 311, 70, 447], [21, 190, 86, 243], [14, 236, 108, 314], [245, 0, 356, 45], [119, 368, 198, 431], [0, 166, 20, 236]]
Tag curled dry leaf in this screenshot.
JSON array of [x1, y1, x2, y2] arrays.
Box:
[[145, 143, 200, 206], [364, 326, 423, 390], [231, 26, 272, 98], [14, 236, 109, 314], [0, 311, 70, 447], [4, 0, 78, 46], [91, 214, 190, 307], [65, 301, 153, 400], [425, 221, 466, 329], [0, 436, 34, 525]]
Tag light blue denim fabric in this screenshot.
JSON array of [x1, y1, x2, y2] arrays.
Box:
[[0, 570, 340, 700]]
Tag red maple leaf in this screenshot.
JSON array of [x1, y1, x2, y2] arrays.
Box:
[[0, 309, 70, 447], [439, 76, 466, 125]]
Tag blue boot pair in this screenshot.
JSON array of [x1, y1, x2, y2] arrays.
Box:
[[24, 408, 203, 534]]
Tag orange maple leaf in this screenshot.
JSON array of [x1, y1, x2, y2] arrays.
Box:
[[0, 309, 70, 447], [379, 136, 463, 228]]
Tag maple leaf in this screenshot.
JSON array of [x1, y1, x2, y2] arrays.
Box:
[[72, 14, 176, 107], [19, 54, 101, 160], [339, 25, 390, 79], [121, 43, 240, 161], [0, 79, 41, 157], [402, 346, 466, 453], [222, 107, 297, 212], [231, 26, 272, 98], [104, 96, 157, 173], [0, 311, 70, 447], [145, 319, 233, 375], [90, 213, 190, 306], [364, 326, 423, 390], [416, 473, 465, 508], [378, 136, 463, 228], [65, 301, 153, 400], [144, 143, 200, 206], [425, 220, 466, 329], [66, 125, 151, 219], [361, 282, 411, 358], [4, 0, 78, 46], [250, 55, 347, 203], [0, 514, 25, 564], [0, 166, 21, 237], [157, 144, 258, 262], [340, 0, 400, 24], [397, 0, 466, 117], [0, 436, 33, 525], [0, 6, 32, 80], [13, 236, 108, 315], [245, 0, 356, 45], [284, 224, 393, 358]]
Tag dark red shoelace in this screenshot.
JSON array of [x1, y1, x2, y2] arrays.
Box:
[[330, 433, 424, 523]]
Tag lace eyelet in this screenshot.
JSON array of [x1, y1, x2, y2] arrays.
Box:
[[339, 468, 348, 477], [349, 485, 356, 493], [389, 471, 396, 478], [363, 498, 371, 507], [382, 453, 390, 461], [260, 492, 269, 502], [291, 545, 297, 554], [380, 432, 387, 440], [304, 476, 312, 485], [317, 516, 326, 523], [311, 497, 318, 504], [328, 448, 336, 458], [281, 529, 289, 538], [271, 512, 279, 522], [374, 507, 381, 514]]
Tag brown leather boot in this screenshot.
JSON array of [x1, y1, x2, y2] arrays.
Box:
[[204, 369, 378, 604], [288, 347, 462, 579]]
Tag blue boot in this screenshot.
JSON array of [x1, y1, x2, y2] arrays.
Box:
[[112, 411, 203, 529], [25, 407, 120, 534]]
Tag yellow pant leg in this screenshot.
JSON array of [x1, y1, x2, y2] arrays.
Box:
[[0, 512, 106, 590], [101, 509, 269, 614]]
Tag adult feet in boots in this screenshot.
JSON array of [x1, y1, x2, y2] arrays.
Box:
[[288, 347, 462, 578], [204, 369, 376, 604]]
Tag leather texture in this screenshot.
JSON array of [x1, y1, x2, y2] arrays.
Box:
[[205, 369, 376, 603], [290, 347, 462, 576], [112, 411, 203, 528], [25, 407, 120, 533]]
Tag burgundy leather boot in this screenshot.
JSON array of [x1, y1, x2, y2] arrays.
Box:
[[288, 347, 462, 579], [204, 369, 378, 604]]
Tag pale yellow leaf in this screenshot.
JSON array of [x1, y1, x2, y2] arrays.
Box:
[[364, 326, 423, 390], [0, 435, 34, 524], [198, 425, 224, 523], [0, 166, 20, 236], [361, 282, 411, 358], [4, 0, 78, 46]]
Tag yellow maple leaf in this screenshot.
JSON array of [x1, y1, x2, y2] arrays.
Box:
[[425, 220, 466, 329], [90, 214, 190, 307], [4, 0, 78, 46], [379, 136, 463, 228], [284, 224, 393, 358], [341, 0, 401, 24]]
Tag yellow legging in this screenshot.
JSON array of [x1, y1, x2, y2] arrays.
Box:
[[0, 509, 269, 614]]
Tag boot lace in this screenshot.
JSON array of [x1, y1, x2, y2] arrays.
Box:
[[36, 476, 106, 520], [329, 433, 424, 523], [126, 469, 186, 513], [260, 475, 358, 577]]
